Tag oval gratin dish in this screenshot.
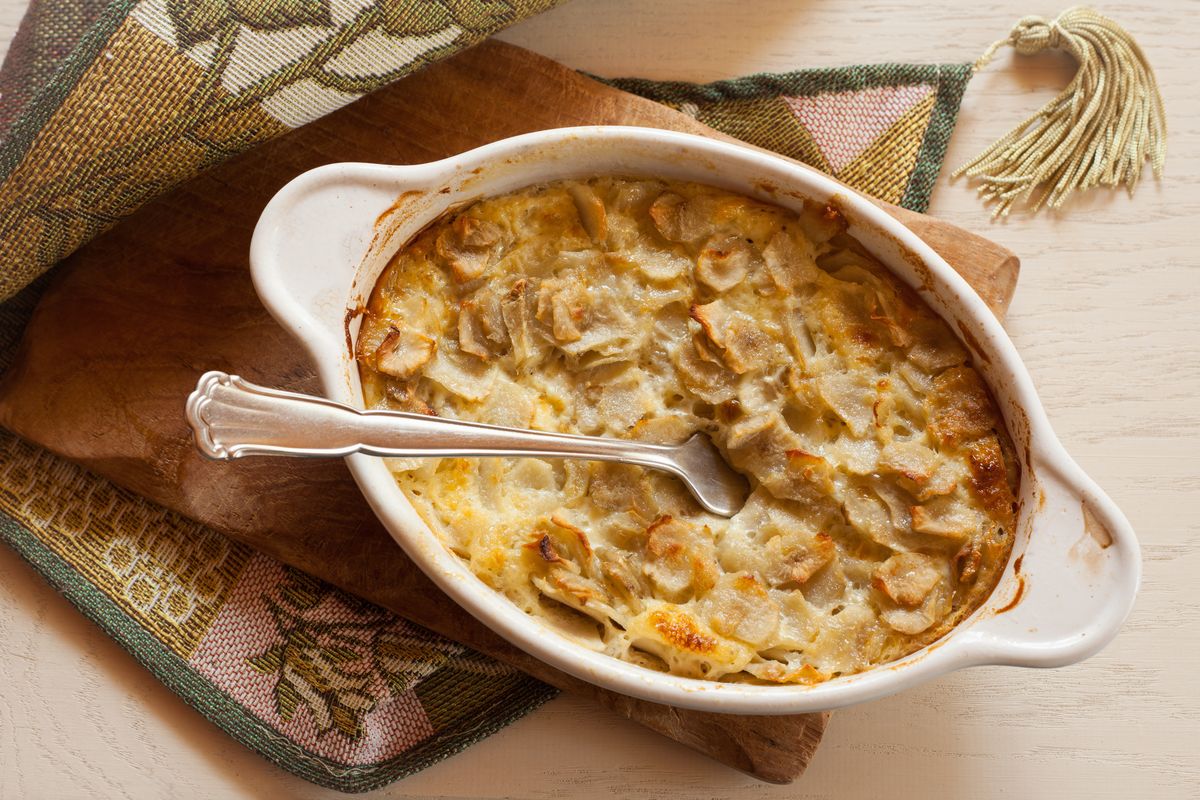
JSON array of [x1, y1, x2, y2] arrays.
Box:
[[247, 126, 1140, 715]]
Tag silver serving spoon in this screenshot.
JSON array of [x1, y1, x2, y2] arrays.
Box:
[[185, 371, 750, 517]]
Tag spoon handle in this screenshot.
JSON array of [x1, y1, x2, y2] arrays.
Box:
[[186, 371, 681, 468], [186, 371, 747, 517]]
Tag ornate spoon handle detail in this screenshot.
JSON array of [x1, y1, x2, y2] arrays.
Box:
[[185, 371, 748, 517]]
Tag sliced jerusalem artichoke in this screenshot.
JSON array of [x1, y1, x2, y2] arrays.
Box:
[[910, 496, 981, 541], [581, 366, 653, 433], [691, 329, 725, 365], [648, 191, 687, 242], [796, 201, 847, 245], [880, 605, 939, 636], [524, 514, 592, 571], [875, 556, 951, 636], [436, 234, 487, 283], [783, 448, 836, 499], [696, 235, 753, 292], [689, 299, 771, 374], [914, 461, 962, 501], [599, 550, 647, 613], [535, 279, 590, 343], [436, 215, 502, 283], [550, 512, 596, 561], [967, 435, 1018, 530], [700, 573, 781, 647], [630, 247, 690, 282], [552, 292, 584, 342], [643, 515, 718, 602], [726, 416, 833, 507], [909, 326, 969, 372], [725, 411, 784, 451], [816, 370, 875, 436], [762, 228, 819, 291], [873, 552, 942, 607], [424, 347, 495, 402], [954, 539, 982, 584], [588, 462, 656, 520], [374, 325, 436, 378], [385, 382, 436, 415], [476, 292, 510, 349], [457, 300, 492, 360], [672, 334, 737, 403], [650, 191, 729, 244], [721, 320, 772, 374], [875, 552, 951, 636], [878, 440, 940, 486], [568, 183, 608, 244], [477, 375, 535, 428], [630, 414, 694, 445], [456, 215, 501, 247], [842, 485, 904, 550], [501, 279, 536, 366], [532, 568, 618, 626], [767, 530, 836, 587]]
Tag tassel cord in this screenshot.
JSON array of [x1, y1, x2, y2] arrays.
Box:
[[954, 7, 1166, 217]]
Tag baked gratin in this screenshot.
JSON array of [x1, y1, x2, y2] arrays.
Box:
[[356, 178, 1019, 685]]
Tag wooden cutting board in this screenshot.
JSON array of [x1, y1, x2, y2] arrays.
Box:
[[0, 40, 1018, 783]]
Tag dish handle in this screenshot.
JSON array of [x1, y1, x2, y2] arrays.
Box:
[[249, 162, 433, 375], [956, 452, 1141, 668]]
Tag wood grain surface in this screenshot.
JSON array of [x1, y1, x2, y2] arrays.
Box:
[[0, 2, 1196, 798], [0, 38, 1017, 785]]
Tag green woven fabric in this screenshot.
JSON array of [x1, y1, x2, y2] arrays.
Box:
[[0, 0, 108, 140], [608, 63, 972, 213], [0, 2, 974, 792]]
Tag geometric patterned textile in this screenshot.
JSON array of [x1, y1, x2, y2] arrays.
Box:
[[0, 1, 973, 791], [608, 62, 972, 212]]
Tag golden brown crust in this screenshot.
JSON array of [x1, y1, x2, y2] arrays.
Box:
[[649, 608, 719, 655], [928, 366, 998, 447], [968, 435, 1018, 531]]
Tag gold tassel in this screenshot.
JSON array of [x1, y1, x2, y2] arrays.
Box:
[[954, 7, 1166, 217]]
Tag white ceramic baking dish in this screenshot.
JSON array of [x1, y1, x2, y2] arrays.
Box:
[[248, 126, 1140, 715]]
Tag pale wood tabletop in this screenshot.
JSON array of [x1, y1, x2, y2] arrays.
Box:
[[0, 1, 1197, 798]]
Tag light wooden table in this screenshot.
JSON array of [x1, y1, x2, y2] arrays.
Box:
[[1, 1, 1197, 797]]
